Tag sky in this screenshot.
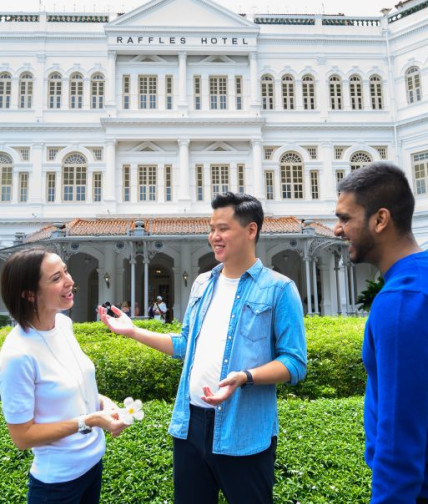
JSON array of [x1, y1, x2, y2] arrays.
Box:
[[10, 0, 399, 17]]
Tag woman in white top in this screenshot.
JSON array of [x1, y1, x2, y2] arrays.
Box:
[[0, 248, 127, 504]]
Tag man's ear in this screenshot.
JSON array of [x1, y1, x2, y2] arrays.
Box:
[[372, 208, 391, 234], [22, 290, 35, 303], [247, 222, 258, 241]]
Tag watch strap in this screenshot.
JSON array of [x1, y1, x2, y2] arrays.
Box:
[[77, 415, 93, 434], [241, 369, 254, 388]]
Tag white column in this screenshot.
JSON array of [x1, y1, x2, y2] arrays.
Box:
[[158, 74, 166, 111], [334, 254, 342, 315], [83, 78, 90, 110], [107, 50, 116, 108], [130, 243, 136, 317], [349, 263, 356, 314], [274, 78, 282, 111], [251, 139, 263, 201], [343, 259, 351, 314], [11, 77, 19, 109], [29, 143, 43, 204], [12, 170, 19, 202], [312, 259, 319, 314], [228, 74, 236, 111], [201, 75, 209, 112], [317, 59, 328, 119], [249, 52, 259, 110], [144, 254, 149, 317], [295, 78, 303, 111], [178, 52, 188, 113], [363, 79, 371, 110], [343, 80, 351, 111], [304, 254, 312, 315], [104, 140, 116, 203], [180, 242, 191, 317], [62, 77, 69, 110], [102, 248, 116, 303], [35, 53, 45, 119], [320, 142, 335, 202], [131, 74, 139, 110], [178, 139, 190, 202]]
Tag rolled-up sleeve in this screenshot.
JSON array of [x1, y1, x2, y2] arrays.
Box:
[[273, 281, 307, 385]]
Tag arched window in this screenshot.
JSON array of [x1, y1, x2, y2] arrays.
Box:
[[350, 151, 372, 171], [48, 72, 62, 109], [70, 72, 83, 109], [91, 73, 105, 109], [0, 152, 13, 202], [62, 153, 87, 202], [406, 66, 422, 104], [302, 74, 316, 110], [0, 72, 12, 109], [261, 74, 274, 110], [19, 72, 33, 109], [280, 152, 304, 199], [349, 74, 363, 110], [413, 151, 428, 195], [329, 75, 343, 110], [370, 74, 383, 110], [281, 74, 295, 110]]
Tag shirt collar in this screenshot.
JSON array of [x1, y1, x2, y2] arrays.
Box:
[[211, 258, 263, 280]]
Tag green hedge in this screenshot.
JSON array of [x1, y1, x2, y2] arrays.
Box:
[[0, 316, 367, 403], [0, 397, 370, 503]]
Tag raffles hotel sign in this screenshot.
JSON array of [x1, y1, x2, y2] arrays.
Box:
[[115, 35, 253, 47]]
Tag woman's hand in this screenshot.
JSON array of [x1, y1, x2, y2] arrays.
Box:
[[97, 305, 136, 338], [86, 411, 128, 438]]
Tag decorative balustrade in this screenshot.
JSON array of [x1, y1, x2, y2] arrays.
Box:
[[322, 17, 380, 26], [0, 14, 39, 22], [47, 15, 109, 23], [254, 16, 315, 25], [389, 0, 428, 23]]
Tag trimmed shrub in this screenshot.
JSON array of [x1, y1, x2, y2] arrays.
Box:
[[289, 316, 367, 399], [0, 397, 370, 503], [0, 316, 367, 402]]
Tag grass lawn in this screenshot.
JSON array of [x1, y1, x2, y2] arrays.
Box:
[[0, 396, 370, 503]]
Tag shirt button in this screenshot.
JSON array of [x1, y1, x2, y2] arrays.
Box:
[[224, 359, 228, 363], [218, 406, 222, 411], [228, 336, 232, 340], [231, 314, 235, 318], [237, 295, 240, 299]]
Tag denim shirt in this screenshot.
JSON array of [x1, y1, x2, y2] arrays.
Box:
[[168, 259, 307, 456]]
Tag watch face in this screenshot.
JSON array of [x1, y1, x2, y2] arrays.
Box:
[[78, 418, 93, 434]]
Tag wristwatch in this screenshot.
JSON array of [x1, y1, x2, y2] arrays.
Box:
[[77, 415, 93, 435], [241, 369, 254, 388]]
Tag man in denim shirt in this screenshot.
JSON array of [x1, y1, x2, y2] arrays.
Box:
[[98, 192, 307, 504]]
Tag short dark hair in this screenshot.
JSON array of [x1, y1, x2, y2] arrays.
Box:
[[338, 162, 415, 233], [1, 247, 50, 330], [211, 192, 264, 242]]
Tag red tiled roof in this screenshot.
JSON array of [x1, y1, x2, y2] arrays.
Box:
[[24, 216, 335, 243]]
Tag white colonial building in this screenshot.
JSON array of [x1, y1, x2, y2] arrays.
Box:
[[0, 0, 427, 321]]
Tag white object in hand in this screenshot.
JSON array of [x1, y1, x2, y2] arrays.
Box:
[[121, 397, 144, 425]]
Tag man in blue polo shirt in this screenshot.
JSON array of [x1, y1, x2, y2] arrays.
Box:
[[99, 192, 307, 504], [335, 162, 428, 504]]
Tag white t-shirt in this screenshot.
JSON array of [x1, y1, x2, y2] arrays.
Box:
[[0, 313, 105, 483], [189, 274, 239, 408]]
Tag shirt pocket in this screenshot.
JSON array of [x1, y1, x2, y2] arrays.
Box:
[[239, 302, 272, 342]]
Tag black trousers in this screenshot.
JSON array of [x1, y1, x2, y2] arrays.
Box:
[[417, 499, 428, 504], [173, 405, 277, 504]]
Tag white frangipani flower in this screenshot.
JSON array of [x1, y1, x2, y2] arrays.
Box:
[[121, 397, 144, 425]]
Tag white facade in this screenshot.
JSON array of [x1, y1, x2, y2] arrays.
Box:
[[0, 0, 427, 321]]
